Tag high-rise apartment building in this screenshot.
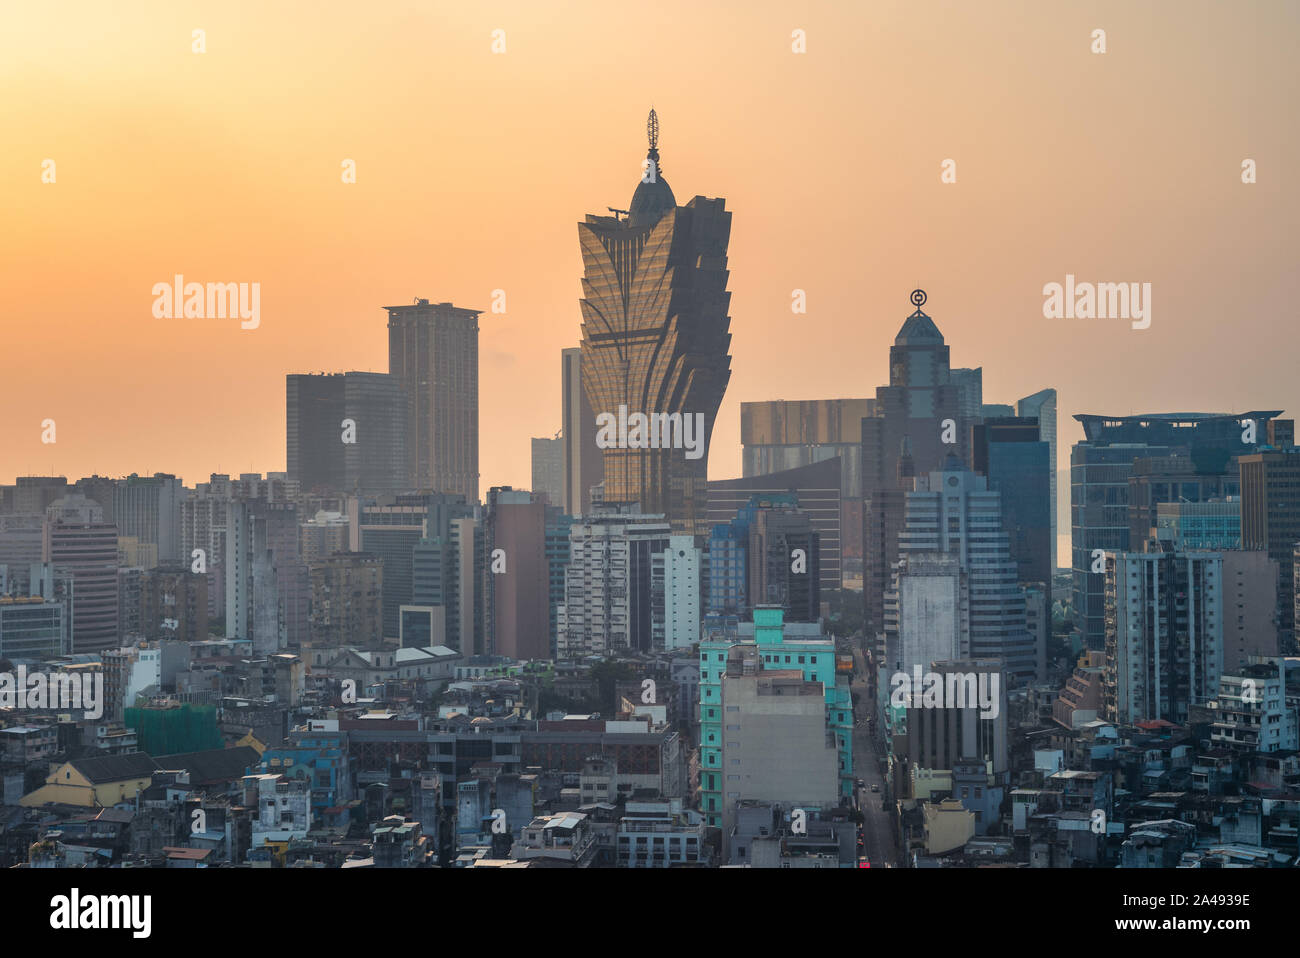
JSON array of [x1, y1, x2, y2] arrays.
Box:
[[308, 553, 383, 648], [138, 563, 209, 643], [578, 111, 732, 537], [225, 500, 308, 652], [557, 510, 671, 657], [114, 473, 183, 565], [651, 534, 701, 650], [44, 494, 119, 653], [1103, 546, 1278, 725], [387, 299, 480, 499]]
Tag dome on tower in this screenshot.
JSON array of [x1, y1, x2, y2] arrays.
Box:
[[628, 108, 676, 228], [894, 289, 945, 346]]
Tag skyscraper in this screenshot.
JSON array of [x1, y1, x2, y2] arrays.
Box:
[[887, 459, 1036, 680], [862, 291, 967, 646], [561, 346, 602, 517], [577, 110, 732, 537], [530, 436, 564, 508], [287, 372, 407, 495], [1240, 445, 1300, 652], [1071, 411, 1277, 649], [971, 417, 1051, 587], [1017, 388, 1058, 570], [387, 299, 480, 499]]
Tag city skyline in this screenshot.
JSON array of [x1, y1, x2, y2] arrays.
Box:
[[4, 1, 1298, 494]]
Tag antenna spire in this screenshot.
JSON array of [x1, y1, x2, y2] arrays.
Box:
[[647, 108, 659, 152]]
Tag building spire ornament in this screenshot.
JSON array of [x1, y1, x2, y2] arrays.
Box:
[[646, 108, 661, 173]]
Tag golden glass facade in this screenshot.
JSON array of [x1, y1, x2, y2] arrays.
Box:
[[577, 118, 732, 537]]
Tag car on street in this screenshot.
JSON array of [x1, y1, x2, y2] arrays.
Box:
[[870, 784, 880, 792]]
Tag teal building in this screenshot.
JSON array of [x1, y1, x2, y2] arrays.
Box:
[[698, 606, 853, 826]]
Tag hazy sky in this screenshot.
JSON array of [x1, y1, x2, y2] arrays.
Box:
[[3, 0, 1297, 509]]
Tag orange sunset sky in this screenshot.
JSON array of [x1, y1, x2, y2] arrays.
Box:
[[3, 0, 1298, 539]]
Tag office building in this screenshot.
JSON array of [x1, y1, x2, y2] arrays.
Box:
[[287, 372, 406, 495], [862, 292, 969, 644], [1017, 389, 1058, 570], [971, 417, 1051, 587], [1070, 411, 1276, 649], [561, 346, 603, 518], [740, 399, 874, 500], [387, 299, 481, 499], [888, 459, 1036, 680], [530, 437, 564, 508], [1156, 500, 1241, 551], [0, 595, 68, 658], [1240, 446, 1300, 652], [708, 458, 841, 597]]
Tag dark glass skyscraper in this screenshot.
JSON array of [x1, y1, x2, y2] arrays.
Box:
[[1071, 410, 1280, 649], [972, 417, 1051, 587], [578, 111, 732, 537]]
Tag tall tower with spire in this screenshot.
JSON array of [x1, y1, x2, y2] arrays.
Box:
[[861, 291, 967, 650], [576, 110, 733, 537]]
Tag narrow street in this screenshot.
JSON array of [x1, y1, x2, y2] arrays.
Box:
[[850, 643, 898, 867]]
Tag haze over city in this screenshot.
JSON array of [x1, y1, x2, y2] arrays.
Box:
[[3, 0, 1297, 499]]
